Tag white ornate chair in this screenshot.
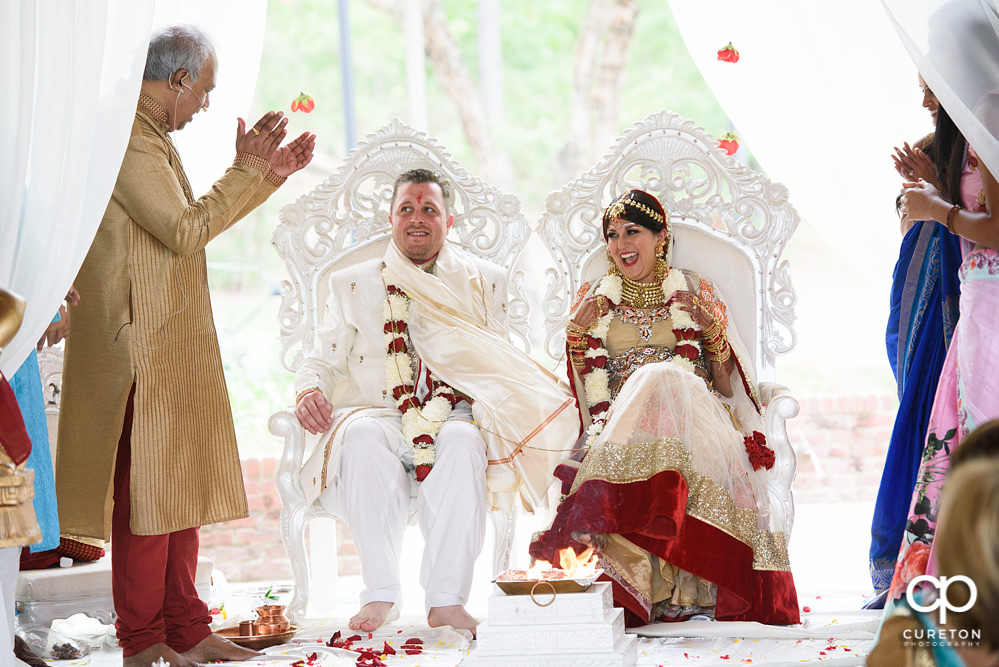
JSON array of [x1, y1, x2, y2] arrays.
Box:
[[537, 110, 800, 539], [270, 119, 533, 622]]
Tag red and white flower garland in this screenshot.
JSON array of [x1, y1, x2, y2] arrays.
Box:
[[383, 267, 459, 481], [577, 268, 701, 450]]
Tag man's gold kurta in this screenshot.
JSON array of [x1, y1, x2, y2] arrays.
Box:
[[56, 95, 281, 538]]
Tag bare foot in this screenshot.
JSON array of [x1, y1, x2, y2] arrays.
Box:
[[182, 633, 260, 663], [124, 642, 199, 667], [349, 601, 398, 632], [428, 604, 479, 638]]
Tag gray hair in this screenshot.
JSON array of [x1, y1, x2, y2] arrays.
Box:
[[143, 25, 216, 83]]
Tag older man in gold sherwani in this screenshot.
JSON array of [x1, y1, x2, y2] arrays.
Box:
[[55, 25, 314, 667]]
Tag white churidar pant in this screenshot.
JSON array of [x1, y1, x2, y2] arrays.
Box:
[[319, 402, 487, 611]]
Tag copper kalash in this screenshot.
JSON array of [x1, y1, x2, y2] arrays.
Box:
[[238, 604, 291, 636]]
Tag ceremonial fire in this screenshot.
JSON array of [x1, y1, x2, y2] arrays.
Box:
[[498, 546, 599, 581]]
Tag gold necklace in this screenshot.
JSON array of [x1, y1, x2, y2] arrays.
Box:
[[619, 259, 668, 308]]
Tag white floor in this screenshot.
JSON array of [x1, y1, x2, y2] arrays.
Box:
[[38, 501, 881, 666]]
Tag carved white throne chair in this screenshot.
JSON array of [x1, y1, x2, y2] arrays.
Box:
[[537, 110, 801, 539], [270, 119, 532, 622]]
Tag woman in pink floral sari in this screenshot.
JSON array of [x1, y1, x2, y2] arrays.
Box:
[[889, 135, 999, 602]]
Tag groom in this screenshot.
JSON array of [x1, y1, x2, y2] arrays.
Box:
[[295, 168, 578, 635]]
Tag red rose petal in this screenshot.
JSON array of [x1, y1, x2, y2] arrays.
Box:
[[803, 606, 811, 612]]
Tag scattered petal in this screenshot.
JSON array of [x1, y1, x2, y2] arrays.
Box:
[[717, 42, 740, 63]]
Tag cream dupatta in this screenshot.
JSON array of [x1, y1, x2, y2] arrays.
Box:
[[384, 241, 579, 512]]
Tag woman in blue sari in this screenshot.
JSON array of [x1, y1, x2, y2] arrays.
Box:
[[869, 80, 964, 603]]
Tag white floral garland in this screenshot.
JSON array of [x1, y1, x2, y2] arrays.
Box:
[[578, 268, 701, 451], [382, 267, 457, 476]]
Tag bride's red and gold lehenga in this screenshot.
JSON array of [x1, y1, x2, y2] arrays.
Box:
[[530, 264, 800, 627]]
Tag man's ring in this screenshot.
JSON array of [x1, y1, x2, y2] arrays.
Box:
[[252, 128, 261, 135]]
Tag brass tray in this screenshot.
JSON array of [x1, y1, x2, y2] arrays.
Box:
[[216, 625, 297, 650], [492, 570, 603, 597]]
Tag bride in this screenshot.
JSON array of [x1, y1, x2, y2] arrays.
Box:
[[530, 189, 799, 626]]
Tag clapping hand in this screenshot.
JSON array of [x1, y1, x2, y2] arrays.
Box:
[[269, 131, 317, 177], [893, 142, 937, 187], [235, 111, 288, 161]]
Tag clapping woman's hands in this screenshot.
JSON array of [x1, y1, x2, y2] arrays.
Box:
[[893, 142, 938, 187]]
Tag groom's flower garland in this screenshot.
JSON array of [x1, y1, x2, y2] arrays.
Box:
[[383, 267, 459, 482], [576, 268, 701, 450]]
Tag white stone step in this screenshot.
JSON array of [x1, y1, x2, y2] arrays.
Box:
[[465, 631, 637, 667], [475, 605, 624, 654], [486, 580, 613, 625]]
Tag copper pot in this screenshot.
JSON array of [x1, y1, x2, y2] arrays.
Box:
[[254, 604, 290, 634]]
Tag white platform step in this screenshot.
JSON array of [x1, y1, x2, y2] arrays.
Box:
[[476, 606, 624, 653], [486, 580, 613, 625], [466, 632, 637, 667]]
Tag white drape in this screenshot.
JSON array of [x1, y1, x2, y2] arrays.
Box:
[[0, 1, 155, 376], [667, 1, 934, 285], [0, 1, 269, 377], [883, 0, 999, 180], [151, 1, 269, 197]]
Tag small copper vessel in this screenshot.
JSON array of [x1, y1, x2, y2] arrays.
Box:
[[238, 620, 255, 636], [252, 604, 290, 635]]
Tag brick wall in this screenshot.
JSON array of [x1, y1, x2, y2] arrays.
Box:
[[789, 393, 897, 503], [200, 391, 898, 582]]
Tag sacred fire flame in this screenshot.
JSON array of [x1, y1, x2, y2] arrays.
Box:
[[524, 546, 598, 579]]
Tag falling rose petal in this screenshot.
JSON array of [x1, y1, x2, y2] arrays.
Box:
[[291, 91, 316, 113], [720, 656, 729, 660], [718, 131, 741, 156], [403, 637, 424, 645], [803, 606, 811, 612], [382, 641, 396, 656], [717, 42, 740, 63], [348, 634, 362, 642]]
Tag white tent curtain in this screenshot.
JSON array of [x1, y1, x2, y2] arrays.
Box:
[[0, 0, 155, 376], [883, 0, 999, 179], [667, 1, 934, 286], [0, 0, 269, 377]]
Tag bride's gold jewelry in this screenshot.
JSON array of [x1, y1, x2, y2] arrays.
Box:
[[655, 240, 666, 259], [605, 248, 622, 276], [620, 260, 668, 308], [606, 196, 665, 226]]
